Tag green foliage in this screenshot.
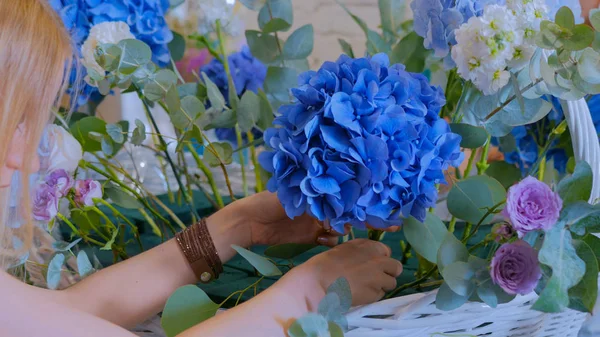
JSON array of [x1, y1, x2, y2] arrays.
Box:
[[204, 142, 233, 167], [449, 123, 489, 149], [264, 66, 297, 98], [436, 282, 470, 311], [557, 161, 593, 205], [533, 223, 585, 312], [161, 285, 219, 337], [283, 25, 314, 60], [131, 119, 146, 146], [232, 245, 282, 276], [104, 184, 142, 209], [70, 209, 100, 235], [437, 232, 468, 274], [264, 243, 317, 260], [201, 73, 226, 112], [168, 31, 186, 62], [117, 39, 153, 75], [246, 30, 281, 64], [561, 202, 600, 236], [288, 314, 340, 337], [53, 239, 82, 252], [47, 253, 65, 290], [390, 32, 429, 72], [378, 0, 405, 42], [106, 123, 125, 144], [101, 228, 120, 251], [403, 214, 448, 263], [257, 89, 275, 131], [338, 39, 355, 58], [237, 91, 261, 132], [568, 240, 598, 313], [239, 0, 267, 10], [70, 117, 108, 153], [258, 0, 293, 33], [77, 251, 94, 278], [447, 175, 506, 224], [590, 8, 600, 32], [144, 69, 178, 101], [485, 161, 521, 189]]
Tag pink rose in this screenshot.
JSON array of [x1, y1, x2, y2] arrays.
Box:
[[74, 179, 103, 207], [32, 183, 59, 221]]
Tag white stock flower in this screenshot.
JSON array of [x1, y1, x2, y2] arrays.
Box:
[[42, 125, 83, 173], [81, 21, 135, 81], [196, 0, 243, 37]]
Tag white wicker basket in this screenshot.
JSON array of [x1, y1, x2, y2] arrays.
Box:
[[343, 98, 600, 337]]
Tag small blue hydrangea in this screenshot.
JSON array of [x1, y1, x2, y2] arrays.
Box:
[[259, 54, 464, 232], [494, 96, 600, 175], [201, 46, 267, 144], [50, 0, 173, 107]]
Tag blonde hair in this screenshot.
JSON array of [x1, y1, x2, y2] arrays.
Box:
[[0, 0, 74, 269]]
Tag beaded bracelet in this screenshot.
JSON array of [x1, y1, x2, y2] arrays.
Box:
[[175, 218, 223, 283]]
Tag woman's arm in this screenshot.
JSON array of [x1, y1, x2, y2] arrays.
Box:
[[53, 200, 250, 328]]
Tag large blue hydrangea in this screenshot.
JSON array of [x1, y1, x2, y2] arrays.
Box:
[[494, 96, 600, 175], [50, 0, 173, 107], [259, 54, 464, 232], [201, 46, 267, 144]]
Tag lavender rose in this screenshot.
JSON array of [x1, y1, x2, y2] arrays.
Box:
[[32, 183, 59, 221], [74, 179, 102, 207], [503, 176, 563, 234], [490, 241, 541, 295], [45, 169, 74, 197]]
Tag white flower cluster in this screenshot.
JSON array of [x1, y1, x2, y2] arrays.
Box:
[[451, 1, 548, 95], [196, 0, 243, 37], [81, 21, 135, 82]]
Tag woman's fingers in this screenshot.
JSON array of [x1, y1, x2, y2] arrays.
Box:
[[380, 274, 398, 292], [379, 258, 404, 277], [316, 234, 339, 247]]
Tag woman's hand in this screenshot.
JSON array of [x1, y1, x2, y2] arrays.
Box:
[[236, 191, 342, 247], [283, 239, 403, 307]]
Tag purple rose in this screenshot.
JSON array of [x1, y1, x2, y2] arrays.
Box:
[[503, 176, 563, 234], [45, 169, 74, 197], [74, 179, 102, 207], [32, 183, 59, 221], [490, 241, 541, 295]]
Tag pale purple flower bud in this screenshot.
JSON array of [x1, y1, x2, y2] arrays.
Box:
[[74, 179, 102, 207]]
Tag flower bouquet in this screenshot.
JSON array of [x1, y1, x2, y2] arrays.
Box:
[[16, 0, 600, 336]]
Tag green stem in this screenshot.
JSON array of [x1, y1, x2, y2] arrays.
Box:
[[138, 208, 163, 239], [476, 135, 492, 175], [187, 144, 225, 208], [201, 132, 236, 201], [266, 3, 285, 67], [485, 78, 543, 121], [57, 213, 128, 259], [538, 153, 547, 181], [236, 126, 248, 197], [367, 229, 385, 241], [94, 198, 144, 252], [247, 131, 263, 193], [440, 69, 457, 118], [461, 223, 473, 241], [400, 242, 412, 264], [136, 88, 200, 220], [463, 149, 478, 178], [448, 216, 457, 233], [216, 20, 239, 108], [386, 267, 437, 298], [462, 199, 506, 244]]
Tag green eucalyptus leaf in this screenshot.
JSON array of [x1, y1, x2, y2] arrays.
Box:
[[131, 119, 146, 146], [144, 69, 178, 101], [437, 232, 469, 273], [403, 213, 448, 263], [568, 240, 598, 313], [258, 0, 293, 33], [202, 108, 237, 130], [577, 48, 600, 85], [563, 25, 595, 51], [161, 285, 219, 337], [590, 8, 600, 31], [265, 66, 297, 97], [441, 261, 475, 296], [257, 89, 274, 131], [555, 6, 575, 29], [168, 31, 186, 62], [100, 228, 120, 251], [389, 31, 428, 73], [562, 202, 600, 236], [449, 123, 489, 149], [165, 85, 181, 114], [77, 250, 94, 277], [335, 0, 368, 34], [117, 39, 152, 75], [435, 282, 470, 311], [173, 95, 204, 130], [557, 161, 593, 205], [288, 313, 330, 337], [246, 30, 280, 64], [47, 253, 65, 290], [379, 0, 405, 38], [317, 293, 348, 330], [583, 234, 600, 267], [237, 91, 261, 132], [69, 117, 107, 153], [533, 224, 585, 312], [204, 142, 233, 167], [476, 280, 498, 308], [485, 161, 521, 189], [264, 243, 317, 260], [231, 244, 282, 276], [101, 135, 114, 156], [239, 0, 266, 10], [283, 25, 314, 60], [104, 184, 142, 209], [338, 38, 355, 58], [70, 210, 100, 235], [447, 175, 506, 224], [326, 277, 352, 313], [201, 72, 226, 112], [366, 29, 390, 54], [53, 238, 82, 252]]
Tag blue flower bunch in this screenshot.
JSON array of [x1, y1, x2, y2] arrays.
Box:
[[201, 46, 267, 144], [259, 54, 464, 232], [50, 0, 173, 107], [494, 96, 600, 175]]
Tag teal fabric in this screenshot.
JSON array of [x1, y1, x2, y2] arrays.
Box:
[[64, 193, 485, 308]]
